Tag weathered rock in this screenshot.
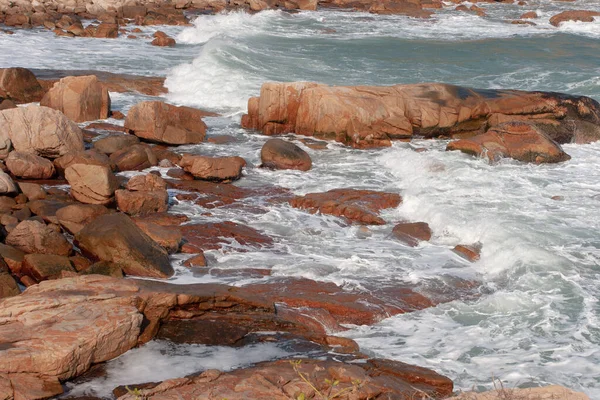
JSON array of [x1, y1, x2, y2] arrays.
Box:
[[369, 0, 433, 18], [0, 98, 17, 111], [115, 189, 169, 215], [151, 31, 176, 46], [550, 10, 600, 26], [150, 145, 182, 165], [520, 11, 538, 18], [40, 75, 111, 122], [0, 243, 25, 276], [54, 149, 114, 175], [392, 222, 432, 246], [94, 22, 118, 38], [446, 121, 571, 163], [133, 218, 182, 253], [260, 138, 312, 171], [18, 182, 46, 201], [0, 271, 19, 298], [55, 203, 110, 234], [80, 261, 123, 278], [0, 171, 17, 195], [110, 144, 158, 171], [0, 67, 45, 103], [5, 220, 72, 256], [0, 105, 84, 158], [22, 253, 74, 282], [242, 82, 600, 147], [179, 154, 246, 182], [65, 164, 118, 205], [156, 319, 247, 345], [86, 121, 126, 132], [446, 385, 590, 400], [75, 213, 174, 278], [126, 173, 167, 191], [5, 151, 56, 179], [27, 199, 71, 224], [290, 188, 402, 225], [180, 221, 272, 252], [93, 133, 139, 154], [183, 252, 206, 267], [453, 243, 481, 262], [124, 101, 213, 145]]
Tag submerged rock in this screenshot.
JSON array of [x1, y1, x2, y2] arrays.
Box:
[[550, 10, 600, 27]]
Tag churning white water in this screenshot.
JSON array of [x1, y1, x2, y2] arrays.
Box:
[[2, 0, 600, 397]]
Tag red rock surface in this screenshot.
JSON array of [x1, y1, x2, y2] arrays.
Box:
[[260, 138, 312, 171], [0, 67, 45, 103], [290, 188, 402, 225], [180, 221, 273, 252], [549, 10, 600, 26], [179, 154, 247, 182], [392, 221, 432, 246]]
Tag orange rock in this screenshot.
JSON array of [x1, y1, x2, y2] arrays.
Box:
[[550, 10, 600, 27], [65, 163, 118, 205], [520, 11, 537, 18], [179, 154, 246, 182], [392, 221, 432, 246], [180, 221, 272, 252], [260, 138, 312, 171], [183, 252, 207, 267], [453, 243, 481, 262], [0, 67, 45, 103], [5, 152, 55, 180], [6, 220, 72, 256]]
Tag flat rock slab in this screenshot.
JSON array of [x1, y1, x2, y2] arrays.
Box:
[[180, 221, 273, 252], [290, 188, 402, 225]]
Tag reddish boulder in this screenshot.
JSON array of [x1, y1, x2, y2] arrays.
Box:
[[392, 222, 432, 247], [179, 154, 246, 182], [126, 173, 167, 191], [22, 254, 75, 282], [133, 218, 182, 253], [124, 101, 213, 145], [521, 11, 538, 18], [40, 75, 111, 122], [54, 149, 115, 175], [183, 252, 206, 267], [65, 163, 119, 205], [290, 188, 402, 225], [453, 243, 481, 262], [0, 243, 25, 276], [6, 220, 72, 256], [0, 67, 45, 103], [94, 22, 118, 38], [75, 212, 174, 278], [0, 98, 17, 110], [369, 0, 433, 18], [180, 221, 272, 252], [0, 171, 17, 195], [0, 271, 19, 298], [80, 261, 124, 278], [5, 151, 55, 179], [110, 144, 158, 171], [18, 182, 46, 201], [446, 121, 571, 163], [56, 203, 111, 234], [260, 138, 312, 171], [115, 189, 169, 215], [151, 31, 176, 46], [93, 133, 139, 154], [550, 10, 600, 26]]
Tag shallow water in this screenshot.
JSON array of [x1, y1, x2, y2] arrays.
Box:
[[2, 1, 600, 397]]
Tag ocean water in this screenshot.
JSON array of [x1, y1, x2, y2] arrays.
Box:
[[2, 0, 600, 397]]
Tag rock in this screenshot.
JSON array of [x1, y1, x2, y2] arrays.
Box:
[[133, 218, 182, 253], [392, 222, 432, 246], [446, 385, 590, 400], [93, 134, 139, 154], [183, 252, 206, 267], [86, 122, 126, 133], [179, 154, 246, 182], [446, 121, 571, 163], [65, 164, 118, 205], [75, 213, 174, 278], [0, 98, 17, 111], [5, 151, 56, 179], [520, 11, 537, 18], [40, 75, 111, 122], [94, 22, 118, 38], [54, 149, 115, 175], [151, 31, 176, 46], [180, 221, 272, 252], [0, 67, 45, 103], [122, 5, 147, 19], [56, 203, 110, 234], [0, 105, 84, 158], [124, 101, 213, 145], [157, 319, 247, 345], [242, 82, 600, 147], [110, 144, 158, 171], [150, 145, 182, 165], [80, 260, 123, 278], [290, 188, 402, 225], [0, 243, 25, 276], [260, 138, 312, 171], [6, 220, 72, 256], [115, 189, 169, 216], [369, 0, 433, 17], [126, 173, 167, 191], [18, 182, 46, 201], [0, 271, 19, 298], [0, 171, 17, 195], [22, 253, 74, 282], [550, 10, 600, 26], [28, 199, 71, 224], [453, 243, 481, 262]]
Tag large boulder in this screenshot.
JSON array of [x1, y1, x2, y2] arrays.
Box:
[[5, 151, 55, 179], [0, 67, 45, 103], [110, 144, 157, 171], [549, 10, 600, 27], [93, 134, 140, 155], [55, 203, 111, 234], [369, 0, 433, 17], [0, 171, 17, 195], [0, 271, 19, 299], [133, 218, 182, 253], [22, 254, 75, 282], [179, 154, 246, 182], [65, 164, 118, 205], [75, 212, 174, 278], [260, 138, 312, 171], [446, 121, 571, 163], [242, 82, 600, 148], [54, 149, 115, 175], [5, 220, 72, 256], [392, 222, 432, 247], [290, 188, 402, 225], [115, 189, 169, 216], [0, 105, 84, 158], [124, 101, 213, 145], [40, 75, 111, 122]]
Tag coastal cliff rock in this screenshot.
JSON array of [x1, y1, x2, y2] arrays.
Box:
[[242, 82, 600, 149], [40, 75, 111, 122]]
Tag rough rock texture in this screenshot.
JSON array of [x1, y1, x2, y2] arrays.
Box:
[[392, 222, 432, 247], [65, 163, 118, 205], [54, 149, 115, 175], [0, 105, 84, 158], [124, 101, 213, 145], [18, 182, 46, 201], [5, 220, 72, 256], [93, 133, 140, 154], [127, 173, 167, 191], [0, 67, 45, 103], [0, 268, 19, 298], [115, 188, 169, 215], [151, 31, 176, 46], [242, 82, 600, 148], [0, 171, 17, 194], [116, 358, 452, 400], [178, 154, 247, 182], [5, 151, 56, 179], [290, 188, 402, 225], [55, 203, 111, 234], [110, 144, 158, 171], [453, 243, 481, 262], [40, 75, 111, 122], [75, 212, 174, 278], [549, 10, 600, 26], [180, 221, 273, 252], [22, 253, 74, 282], [133, 218, 182, 253], [260, 138, 312, 171], [446, 121, 571, 163], [447, 385, 590, 400], [369, 0, 433, 18]]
